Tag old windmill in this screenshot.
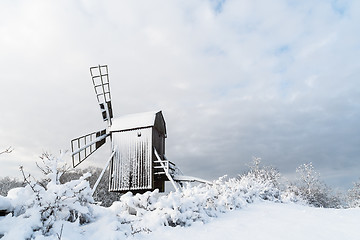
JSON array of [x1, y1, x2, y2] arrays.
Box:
[[71, 65, 209, 194]]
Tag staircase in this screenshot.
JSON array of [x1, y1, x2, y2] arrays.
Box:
[[153, 149, 212, 192], [153, 149, 182, 191]]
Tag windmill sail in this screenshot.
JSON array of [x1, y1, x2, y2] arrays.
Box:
[[71, 129, 109, 168], [90, 65, 113, 124]]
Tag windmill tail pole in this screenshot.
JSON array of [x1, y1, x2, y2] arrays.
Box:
[[172, 175, 213, 185], [91, 147, 116, 196]]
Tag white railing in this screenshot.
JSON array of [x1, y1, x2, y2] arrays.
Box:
[[154, 149, 181, 192]]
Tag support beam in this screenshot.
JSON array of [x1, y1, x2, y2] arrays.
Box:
[[172, 175, 212, 185], [92, 147, 116, 195]]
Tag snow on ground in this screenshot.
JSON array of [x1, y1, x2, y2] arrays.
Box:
[[1, 194, 360, 240], [134, 202, 360, 240], [1, 156, 359, 240], [35, 201, 359, 240], [3, 186, 360, 240]]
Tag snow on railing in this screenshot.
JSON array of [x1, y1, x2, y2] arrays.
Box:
[[154, 149, 181, 192]]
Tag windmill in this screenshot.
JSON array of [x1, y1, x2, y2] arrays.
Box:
[[71, 65, 210, 194]]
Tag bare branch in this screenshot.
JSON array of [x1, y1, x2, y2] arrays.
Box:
[[0, 146, 13, 155], [56, 224, 64, 240], [20, 166, 36, 192]]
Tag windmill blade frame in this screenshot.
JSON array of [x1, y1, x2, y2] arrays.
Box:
[[90, 65, 113, 125], [71, 129, 109, 168]]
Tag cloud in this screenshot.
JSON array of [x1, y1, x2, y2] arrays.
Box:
[[0, 0, 359, 190]]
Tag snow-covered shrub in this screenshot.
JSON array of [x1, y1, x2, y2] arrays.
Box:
[[0, 153, 94, 238], [36, 152, 71, 185], [294, 162, 341, 208], [106, 179, 242, 234], [106, 159, 291, 235], [111, 159, 342, 235], [237, 157, 282, 202], [110, 185, 220, 233], [347, 180, 360, 208], [279, 183, 306, 204], [0, 176, 24, 197], [61, 167, 120, 207]]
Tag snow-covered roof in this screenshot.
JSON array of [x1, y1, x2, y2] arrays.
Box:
[[110, 111, 166, 135]]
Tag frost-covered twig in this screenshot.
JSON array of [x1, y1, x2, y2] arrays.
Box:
[[20, 166, 36, 193], [37, 152, 71, 185]]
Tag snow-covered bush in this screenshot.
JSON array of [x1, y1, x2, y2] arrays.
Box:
[[0, 153, 94, 238], [294, 162, 341, 208], [0, 177, 24, 197], [61, 167, 120, 207], [106, 159, 293, 235], [237, 157, 282, 201], [108, 178, 249, 234], [347, 180, 360, 208]]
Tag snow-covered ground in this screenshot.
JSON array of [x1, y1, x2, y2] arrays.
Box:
[[2, 191, 359, 240], [137, 202, 360, 240], [4, 201, 357, 240]]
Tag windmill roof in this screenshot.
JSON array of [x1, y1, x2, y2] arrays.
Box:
[[110, 110, 166, 136]]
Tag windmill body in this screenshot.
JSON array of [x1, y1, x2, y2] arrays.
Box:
[[71, 65, 210, 195], [109, 111, 167, 192]]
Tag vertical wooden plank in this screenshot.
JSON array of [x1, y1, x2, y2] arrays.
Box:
[[110, 128, 153, 192]]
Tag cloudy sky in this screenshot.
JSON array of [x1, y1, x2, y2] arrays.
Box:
[[0, 0, 359, 190]]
